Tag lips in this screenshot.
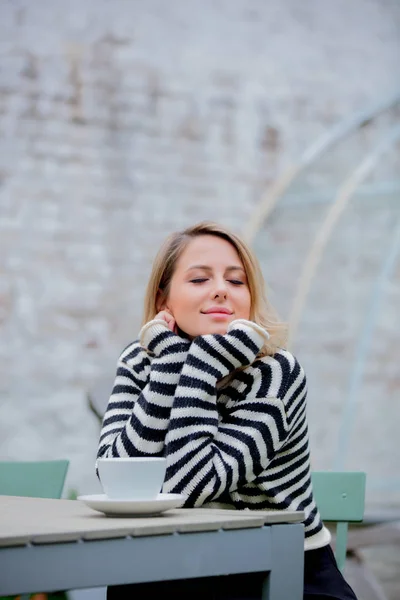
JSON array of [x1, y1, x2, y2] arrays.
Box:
[[202, 307, 233, 315]]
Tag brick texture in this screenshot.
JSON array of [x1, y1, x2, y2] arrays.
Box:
[[0, 0, 399, 513]]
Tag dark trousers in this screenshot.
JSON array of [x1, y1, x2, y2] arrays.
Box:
[[107, 544, 358, 599]]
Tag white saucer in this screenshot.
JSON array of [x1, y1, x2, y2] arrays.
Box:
[[77, 493, 185, 517]]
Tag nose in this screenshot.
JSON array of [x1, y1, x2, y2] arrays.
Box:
[[211, 278, 228, 301]]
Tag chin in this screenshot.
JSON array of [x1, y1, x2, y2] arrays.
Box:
[[178, 321, 231, 338]]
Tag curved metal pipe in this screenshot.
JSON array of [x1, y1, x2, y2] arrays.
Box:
[[288, 124, 400, 347], [333, 220, 400, 470], [243, 90, 400, 245]]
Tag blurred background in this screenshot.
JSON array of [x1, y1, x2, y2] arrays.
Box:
[[0, 0, 399, 597]]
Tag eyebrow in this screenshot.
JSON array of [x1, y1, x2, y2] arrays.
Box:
[[186, 265, 245, 273]]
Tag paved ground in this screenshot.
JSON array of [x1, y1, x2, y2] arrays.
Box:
[[362, 546, 400, 600], [345, 546, 400, 600]]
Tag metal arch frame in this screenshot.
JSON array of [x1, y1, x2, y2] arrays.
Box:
[[243, 92, 400, 487], [243, 89, 400, 246], [284, 125, 400, 480], [287, 124, 400, 347], [283, 126, 400, 481], [333, 220, 400, 473]]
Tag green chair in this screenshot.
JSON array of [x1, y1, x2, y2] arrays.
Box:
[[0, 460, 69, 499], [312, 471, 366, 571], [0, 460, 70, 600]]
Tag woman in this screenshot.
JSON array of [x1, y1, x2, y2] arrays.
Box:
[[97, 221, 358, 600]]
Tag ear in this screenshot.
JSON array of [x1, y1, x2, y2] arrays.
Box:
[[156, 288, 168, 312]]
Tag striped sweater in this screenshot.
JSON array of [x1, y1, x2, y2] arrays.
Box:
[[97, 318, 331, 551]]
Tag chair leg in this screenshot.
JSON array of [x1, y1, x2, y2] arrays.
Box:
[[335, 522, 349, 570]]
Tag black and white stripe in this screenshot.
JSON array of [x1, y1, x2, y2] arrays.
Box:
[[97, 319, 330, 550]]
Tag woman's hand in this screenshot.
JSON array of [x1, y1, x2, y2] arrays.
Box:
[[154, 310, 178, 334], [186, 320, 268, 376], [139, 311, 189, 356]]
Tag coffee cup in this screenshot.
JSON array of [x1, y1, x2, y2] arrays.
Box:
[[97, 457, 167, 500]]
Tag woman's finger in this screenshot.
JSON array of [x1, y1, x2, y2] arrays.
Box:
[[155, 310, 171, 323]]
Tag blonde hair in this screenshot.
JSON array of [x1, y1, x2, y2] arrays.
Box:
[[142, 221, 288, 356]]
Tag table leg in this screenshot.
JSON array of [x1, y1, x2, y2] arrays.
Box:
[[261, 524, 304, 600]]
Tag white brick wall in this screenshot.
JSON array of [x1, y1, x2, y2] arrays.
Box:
[[0, 0, 399, 507]]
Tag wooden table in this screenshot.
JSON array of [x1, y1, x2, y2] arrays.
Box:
[[0, 496, 305, 600]]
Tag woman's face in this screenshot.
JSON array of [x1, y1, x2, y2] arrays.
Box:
[[161, 235, 251, 338]]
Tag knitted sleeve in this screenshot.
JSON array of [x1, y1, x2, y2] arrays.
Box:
[[162, 320, 290, 506], [97, 320, 190, 459]]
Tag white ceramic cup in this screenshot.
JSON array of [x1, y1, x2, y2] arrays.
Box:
[[97, 457, 167, 500]]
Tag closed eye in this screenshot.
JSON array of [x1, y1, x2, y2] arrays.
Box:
[[190, 278, 244, 285]]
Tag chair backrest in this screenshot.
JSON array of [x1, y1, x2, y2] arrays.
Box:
[[312, 471, 366, 571], [0, 460, 69, 499]]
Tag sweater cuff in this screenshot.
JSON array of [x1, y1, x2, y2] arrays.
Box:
[[139, 319, 171, 350], [227, 319, 270, 350], [139, 319, 190, 357]]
